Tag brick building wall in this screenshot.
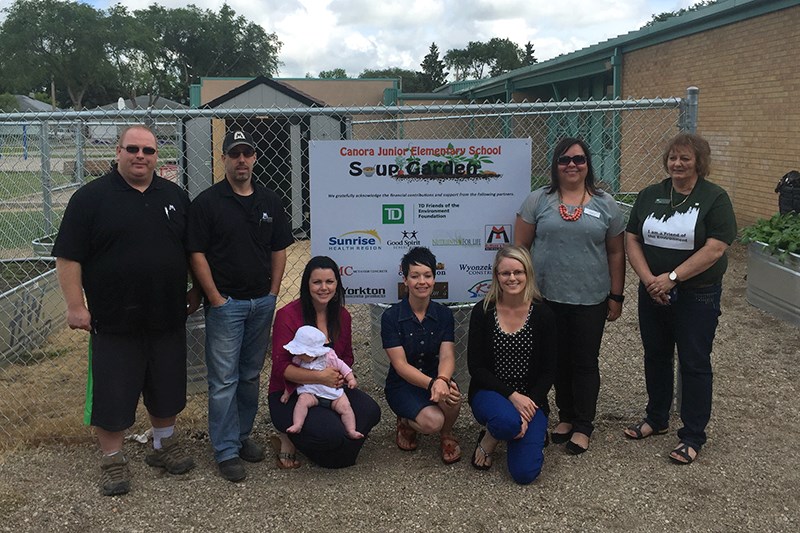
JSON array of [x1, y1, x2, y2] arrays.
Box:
[[622, 6, 800, 226]]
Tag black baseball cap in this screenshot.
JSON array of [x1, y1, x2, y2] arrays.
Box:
[[222, 130, 255, 153]]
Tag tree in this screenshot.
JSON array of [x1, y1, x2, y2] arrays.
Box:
[[445, 39, 524, 80], [523, 42, 538, 67], [419, 42, 448, 91], [644, 0, 719, 27], [134, 3, 282, 103], [359, 68, 425, 93], [0, 0, 114, 109], [319, 68, 349, 79], [444, 48, 472, 81], [105, 4, 173, 108], [486, 37, 524, 77], [0, 94, 19, 112]]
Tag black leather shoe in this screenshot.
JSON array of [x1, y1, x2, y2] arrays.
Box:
[[239, 439, 265, 463], [565, 440, 588, 455], [218, 458, 246, 482], [550, 430, 573, 445]]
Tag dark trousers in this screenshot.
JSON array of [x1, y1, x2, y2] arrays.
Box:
[[637, 283, 721, 449], [268, 389, 381, 468], [547, 300, 608, 437]]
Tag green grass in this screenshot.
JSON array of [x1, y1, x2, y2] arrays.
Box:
[[1, 144, 179, 160], [0, 210, 64, 250], [0, 171, 74, 201]]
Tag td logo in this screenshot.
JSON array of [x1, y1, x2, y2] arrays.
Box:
[[382, 204, 404, 224]]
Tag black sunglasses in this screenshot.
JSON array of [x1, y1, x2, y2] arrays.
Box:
[[227, 147, 255, 158], [122, 145, 157, 155], [557, 154, 587, 166]]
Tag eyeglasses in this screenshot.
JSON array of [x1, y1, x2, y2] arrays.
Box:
[[557, 155, 587, 166], [227, 147, 255, 158], [122, 145, 157, 155], [498, 270, 526, 279]]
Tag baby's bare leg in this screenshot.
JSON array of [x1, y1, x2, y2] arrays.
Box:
[[287, 393, 318, 434], [331, 394, 364, 439]]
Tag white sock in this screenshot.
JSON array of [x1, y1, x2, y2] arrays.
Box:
[[152, 425, 174, 450]]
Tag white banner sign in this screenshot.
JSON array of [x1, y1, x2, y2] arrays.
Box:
[[309, 138, 532, 304]]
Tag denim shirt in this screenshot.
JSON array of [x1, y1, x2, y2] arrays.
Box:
[[381, 298, 455, 387]]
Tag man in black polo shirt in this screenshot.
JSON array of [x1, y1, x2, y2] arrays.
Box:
[[187, 130, 293, 482], [54, 125, 200, 496]]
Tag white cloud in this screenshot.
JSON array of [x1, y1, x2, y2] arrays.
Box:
[[85, 0, 710, 78]]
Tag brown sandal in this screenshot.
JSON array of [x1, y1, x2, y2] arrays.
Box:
[[440, 434, 461, 464], [395, 416, 418, 451], [269, 435, 301, 469]]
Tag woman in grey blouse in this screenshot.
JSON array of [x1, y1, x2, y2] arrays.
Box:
[[514, 137, 625, 455]]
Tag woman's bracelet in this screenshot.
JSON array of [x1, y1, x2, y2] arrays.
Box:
[[427, 375, 451, 391]]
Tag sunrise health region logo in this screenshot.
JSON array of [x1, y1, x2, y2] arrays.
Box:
[[328, 229, 382, 251]]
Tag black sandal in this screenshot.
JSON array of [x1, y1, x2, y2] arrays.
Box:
[[624, 419, 667, 440], [669, 442, 699, 465], [471, 430, 492, 471]]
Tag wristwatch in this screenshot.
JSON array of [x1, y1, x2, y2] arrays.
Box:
[[668, 271, 679, 282]]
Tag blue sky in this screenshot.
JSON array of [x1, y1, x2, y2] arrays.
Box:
[[10, 0, 698, 78]]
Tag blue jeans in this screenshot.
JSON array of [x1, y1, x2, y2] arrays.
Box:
[[471, 389, 548, 484], [205, 294, 276, 463], [637, 283, 722, 449]]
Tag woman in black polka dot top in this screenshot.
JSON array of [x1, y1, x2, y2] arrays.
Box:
[[467, 245, 557, 484]]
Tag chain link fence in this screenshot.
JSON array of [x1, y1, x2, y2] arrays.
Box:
[[0, 92, 693, 448]]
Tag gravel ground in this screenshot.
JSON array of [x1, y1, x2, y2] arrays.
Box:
[[0, 242, 798, 532]]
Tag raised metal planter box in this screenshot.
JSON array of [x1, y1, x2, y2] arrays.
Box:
[[0, 258, 66, 365], [746, 242, 800, 326], [31, 233, 56, 257]]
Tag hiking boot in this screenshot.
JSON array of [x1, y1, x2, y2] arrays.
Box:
[[239, 438, 265, 463], [100, 452, 130, 496], [144, 434, 195, 474], [218, 457, 246, 482]]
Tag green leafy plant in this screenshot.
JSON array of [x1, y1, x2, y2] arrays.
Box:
[[741, 212, 800, 261]]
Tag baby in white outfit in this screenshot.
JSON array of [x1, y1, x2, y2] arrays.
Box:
[[280, 325, 363, 439]]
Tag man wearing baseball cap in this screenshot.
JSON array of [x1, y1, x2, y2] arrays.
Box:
[[187, 129, 294, 481]]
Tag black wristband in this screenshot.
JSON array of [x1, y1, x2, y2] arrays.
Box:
[[608, 293, 625, 303], [427, 378, 435, 392]]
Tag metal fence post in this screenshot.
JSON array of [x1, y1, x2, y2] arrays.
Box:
[[674, 85, 700, 414], [40, 121, 53, 236], [74, 120, 85, 185], [681, 86, 699, 133]]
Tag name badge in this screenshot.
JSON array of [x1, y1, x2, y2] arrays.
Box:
[[583, 208, 601, 218], [655, 198, 670, 204]]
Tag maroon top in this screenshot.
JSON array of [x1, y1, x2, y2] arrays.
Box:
[[268, 299, 354, 395]]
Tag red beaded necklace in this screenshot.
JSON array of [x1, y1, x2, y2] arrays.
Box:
[[558, 188, 587, 221]]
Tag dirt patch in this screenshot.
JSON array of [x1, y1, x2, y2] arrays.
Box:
[[0, 259, 55, 293], [0, 241, 797, 532]]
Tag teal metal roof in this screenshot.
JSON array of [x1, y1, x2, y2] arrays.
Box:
[[458, 0, 800, 100]]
